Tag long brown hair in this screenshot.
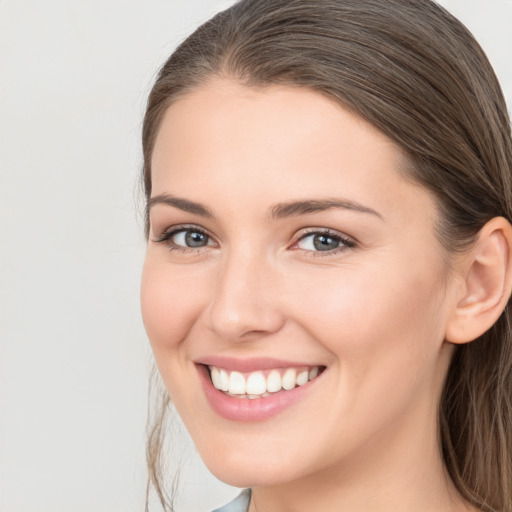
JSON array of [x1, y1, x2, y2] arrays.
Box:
[[142, 1, 512, 510]]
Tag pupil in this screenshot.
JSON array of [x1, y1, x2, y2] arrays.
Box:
[[313, 234, 339, 251], [185, 231, 207, 247]]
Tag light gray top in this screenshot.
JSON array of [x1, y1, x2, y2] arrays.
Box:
[[211, 489, 251, 512]]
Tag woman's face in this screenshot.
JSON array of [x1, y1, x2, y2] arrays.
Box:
[[141, 80, 459, 488]]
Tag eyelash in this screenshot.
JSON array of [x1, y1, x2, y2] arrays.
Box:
[[153, 225, 215, 254], [292, 229, 356, 257], [153, 225, 357, 256]]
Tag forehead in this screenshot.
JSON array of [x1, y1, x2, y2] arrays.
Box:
[[153, 79, 393, 164], [150, 79, 436, 225]]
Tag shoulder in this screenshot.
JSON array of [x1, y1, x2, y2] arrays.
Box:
[[211, 489, 251, 512]]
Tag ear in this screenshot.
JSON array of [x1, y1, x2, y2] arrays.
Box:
[[445, 217, 512, 344]]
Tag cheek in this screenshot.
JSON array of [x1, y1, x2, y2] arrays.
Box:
[[287, 256, 447, 384], [140, 258, 208, 355]]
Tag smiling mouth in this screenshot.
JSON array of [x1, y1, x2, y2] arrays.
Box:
[[207, 365, 326, 399]]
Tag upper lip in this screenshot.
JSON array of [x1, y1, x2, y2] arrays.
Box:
[[195, 356, 324, 372]]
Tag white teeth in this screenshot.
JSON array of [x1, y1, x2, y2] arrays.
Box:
[[282, 368, 297, 390], [209, 365, 323, 398], [246, 372, 267, 395], [219, 369, 229, 391], [210, 366, 220, 389], [229, 371, 246, 395], [296, 370, 309, 386], [266, 370, 282, 393]]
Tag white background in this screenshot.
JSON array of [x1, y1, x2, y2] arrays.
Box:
[[1, 1, 510, 511]]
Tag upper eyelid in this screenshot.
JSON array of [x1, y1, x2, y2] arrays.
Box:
[[153, 223, 213, 240], [292, 227, 356, 242]]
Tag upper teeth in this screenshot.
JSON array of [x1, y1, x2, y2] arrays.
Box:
[[209, 365, 321, 398]]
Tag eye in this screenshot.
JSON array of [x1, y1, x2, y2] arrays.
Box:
[[294, 230, 355, 253], [154, 226, 216, 251], [172, 229, 211, 248]]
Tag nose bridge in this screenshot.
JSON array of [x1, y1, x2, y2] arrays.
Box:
[[207, 243, 283, 340]]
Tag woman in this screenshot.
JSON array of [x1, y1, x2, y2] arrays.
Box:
[[140, 1, 512, 511]]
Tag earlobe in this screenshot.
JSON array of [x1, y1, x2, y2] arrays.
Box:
[[445, 217, 512, 344]]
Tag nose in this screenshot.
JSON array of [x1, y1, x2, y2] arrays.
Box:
[[205, 248, 285, 342]]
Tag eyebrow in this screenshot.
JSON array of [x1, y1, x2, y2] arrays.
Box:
[[147, 194, 382, 221], [270, 199, 383, 220], [147, 194, 214, 218]]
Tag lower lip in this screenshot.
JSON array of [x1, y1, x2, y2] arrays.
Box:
[[197, 364, 322, 422]]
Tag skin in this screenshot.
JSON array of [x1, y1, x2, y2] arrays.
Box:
[[141, 79, 478, 511]]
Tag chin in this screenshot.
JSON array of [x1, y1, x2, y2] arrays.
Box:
[[198, 444, 298, 488], [206, 462, 286, 488]]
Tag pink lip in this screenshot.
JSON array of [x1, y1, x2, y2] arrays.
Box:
[[196, 363, 325, 422], [195, 356, 319, 372]]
